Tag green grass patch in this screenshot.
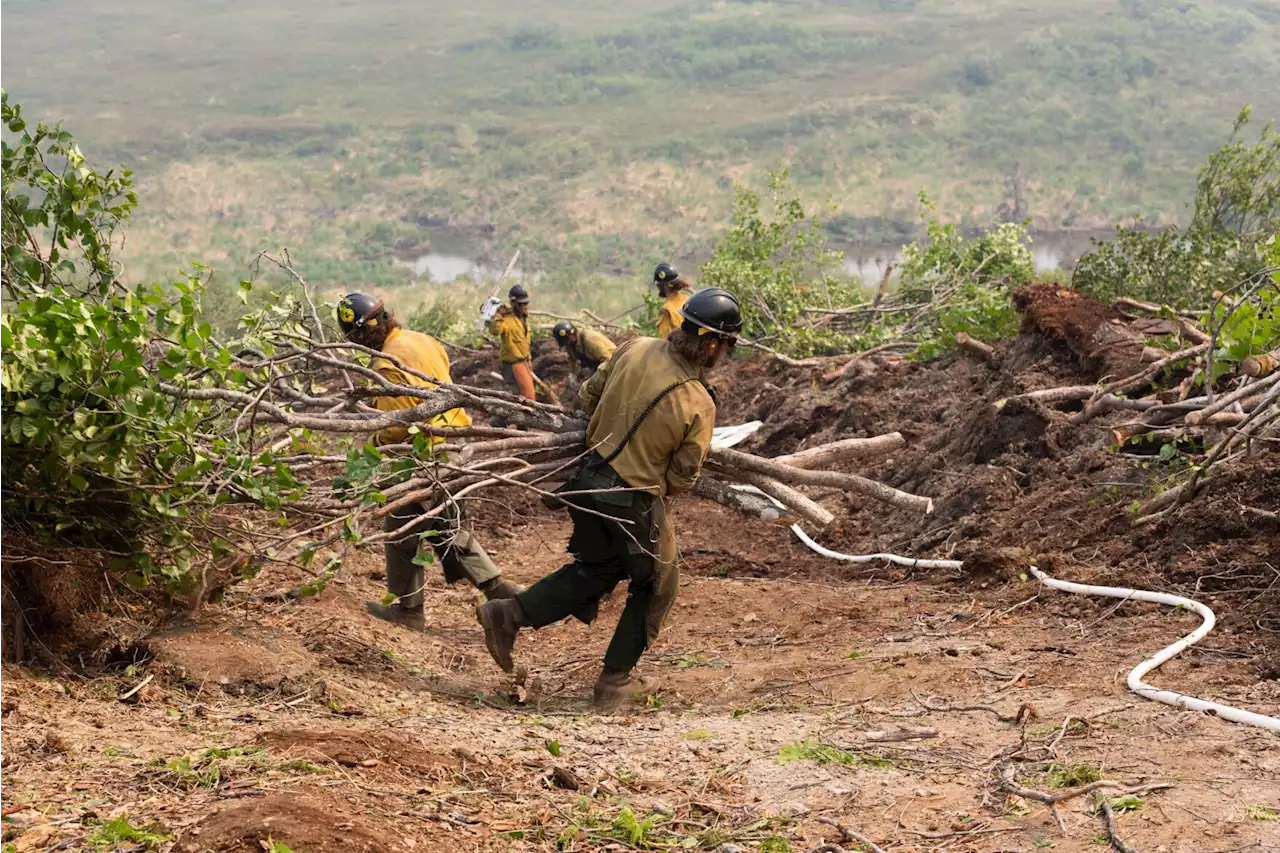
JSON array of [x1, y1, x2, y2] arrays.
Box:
[[777, 739, 894, 768], [1043, 762, 1104, 788], [87, 817, 169, 851]]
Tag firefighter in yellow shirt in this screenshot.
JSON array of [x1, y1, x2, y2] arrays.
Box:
[[337, 293, 521, 630], [486, 283, 535, 400], [654, 263, 691, 340], [477, 288, 743, 711], [551, 321, 616, 377], [552, 320, 617, 409]]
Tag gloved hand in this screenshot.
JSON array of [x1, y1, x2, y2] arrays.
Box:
[[479, 296, 503, 321]]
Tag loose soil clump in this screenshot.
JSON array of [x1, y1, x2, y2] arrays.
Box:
[[175, 792, 400, 853], [256, 729, 458, 779]]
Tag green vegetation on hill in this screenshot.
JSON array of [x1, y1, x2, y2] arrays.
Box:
[[3, 0, 1279, 316]]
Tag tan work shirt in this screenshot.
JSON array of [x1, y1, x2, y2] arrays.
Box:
[[657, 291, 690, 341], [487, 310, 532, 363], [371, 326, 471, 445], [567, 328, 617, 371], [580, 337, 715, 497]]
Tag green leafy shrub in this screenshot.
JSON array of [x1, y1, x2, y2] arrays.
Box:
[[698, 168, 860, 357], [1074, 106, 1278, 307], [2, 93, 308, 590], [896, 201, 1033, 360], [405, 294, 470, 342]]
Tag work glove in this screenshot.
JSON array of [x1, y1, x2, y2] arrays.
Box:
[[479, 296, 503, 322]]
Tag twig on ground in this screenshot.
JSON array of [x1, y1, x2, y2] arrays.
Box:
[[912, 692, 1036, 725], [1094, 791, 1140, 853], [818, 816, 889, 853]]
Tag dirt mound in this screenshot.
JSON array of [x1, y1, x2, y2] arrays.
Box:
[[1, 546, 118, 663], [951, 395, 1053, 464], [174, 791, 401, 853], [1012, 282, 1146, 378], [149, 624, 316, 695], [256, 729, 458, 779]]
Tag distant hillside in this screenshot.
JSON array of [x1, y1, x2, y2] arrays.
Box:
[[4, 0, 1279, 304]]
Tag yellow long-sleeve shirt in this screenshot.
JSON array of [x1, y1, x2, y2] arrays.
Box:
[[371, 326, 471, 445], [487, 311, 532, 363], [657, 291, 690, 341], [566, 327, 617, 371], [580, 336, 715, 498]]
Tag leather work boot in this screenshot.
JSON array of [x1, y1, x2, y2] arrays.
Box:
[[592, 670, 661, 712], [365, 601, 425, 631], [479, 577, 523, 601], [476, 598, 526, 672]]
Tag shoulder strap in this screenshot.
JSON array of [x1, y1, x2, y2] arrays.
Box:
[[589, 377, 703, 469]]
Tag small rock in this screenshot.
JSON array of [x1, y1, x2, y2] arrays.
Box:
[[784, 802, 809, 817], [719, 845, 744, 853], [550, 766, 582, 791], [742, 613, 758, 623], [651, 801, 674, 816]]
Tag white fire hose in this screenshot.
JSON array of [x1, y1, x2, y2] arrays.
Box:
[[711, 423, 1280, 732], [1028, 567, 1280, 731]]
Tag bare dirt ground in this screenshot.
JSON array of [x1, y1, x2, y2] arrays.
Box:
[[3, 297, 1279, 853]]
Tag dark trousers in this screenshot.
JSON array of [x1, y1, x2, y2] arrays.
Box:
[[516, 464, 659, 674], [499, 361, 518, 395], [385, 503, 499, 610]]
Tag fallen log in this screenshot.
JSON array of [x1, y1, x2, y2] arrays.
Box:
[[1197, 412, 1248, 427], [1241, 348, 1280, 378], [994, 386, 1096, 410], [1185, 373, 1279, 426], [708, 467, 836, 529], [710, 446, 933, 514], [1067, 394, 1157, 426], [863, 726, 938, 743], [954, 332, 996, 365], [692, 475, 802, 526], [1092, 343, 1211, 399], [773, 433, 907, 469]]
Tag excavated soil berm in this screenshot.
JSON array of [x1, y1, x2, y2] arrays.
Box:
[[174, 792, 398, 853]]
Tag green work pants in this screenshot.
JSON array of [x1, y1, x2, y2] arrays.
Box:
[[499, 361, 518, 395], [385, 502, 500, 610], [516, 462, 677, 674]]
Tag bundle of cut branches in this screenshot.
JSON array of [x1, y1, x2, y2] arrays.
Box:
[[156, 330, 930, 567]]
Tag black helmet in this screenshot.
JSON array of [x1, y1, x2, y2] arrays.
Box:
[[552, 321, 576, 346], [679, 287, 743, 339], [336, 292, 388, 336], [508, 283, 530, 304], [653, 263, 679, 286]]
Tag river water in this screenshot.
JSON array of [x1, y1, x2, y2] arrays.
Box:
[[394, 231, 1110, 286]]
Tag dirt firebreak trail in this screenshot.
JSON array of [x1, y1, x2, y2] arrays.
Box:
[[3, 295, 1278, 853]]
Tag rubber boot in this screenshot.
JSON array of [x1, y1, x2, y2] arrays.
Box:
[[365, 601, 425, 631], [476, 598, 527, 672], [479, 577, 523, 601], [592, 668, 660, 712]]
